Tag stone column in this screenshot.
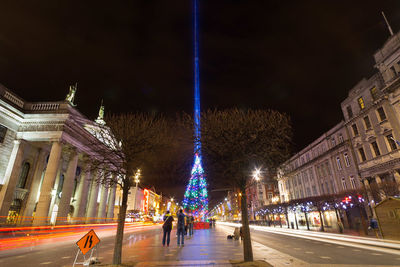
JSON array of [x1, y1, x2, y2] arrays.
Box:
[[0, 140, 26, 223], [33, 141, 62, 226], [73, 166, 91, 223], [106, 184, 117, 221], [85, 172, 100, 223], [56, 150, 79, 225], [97, 183, 109, 223], [374, 175, 386, 200], [393, 170, 400, 192], [22, 149, 47, 223]]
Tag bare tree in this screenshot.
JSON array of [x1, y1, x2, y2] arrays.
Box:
[[85, 113, 171, 265], [196, 108, 292, 262]]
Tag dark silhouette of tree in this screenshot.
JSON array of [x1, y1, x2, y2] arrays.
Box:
[[196, 108, 292, 262], [85, 113, 172, 265]]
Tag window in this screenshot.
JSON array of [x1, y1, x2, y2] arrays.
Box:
[[390, 66, 397, 77], [377, 107, 387, 121], [358, 97, 365, 109], [341, 177, 347, 190], [344, 153, 351, 167], [0, 124, 7, 143], [312, 185, 317, 196], [331, 137, 336, 147], [359, 148, 367, 161], [17, 162, 30, 188], [320, 183, 325, 194], [325, 162, 331, 175], [363, 116, 371, 129], [386, 134, 397, 151], [338, 134, 344, 143], [352, 124, 359, 136], [371, 141, 381, 157], [331, 181, 337, 193], [336, 157, 342, 170], [268, 192, 273, 200], [350, 176, 356, 189], [347, 106, 353, 118], [306, 187, 311, 197], [309, 169, 314, 180], [370, 87, 378, 101]]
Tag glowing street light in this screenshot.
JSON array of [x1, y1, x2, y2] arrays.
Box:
[[253, 168, 261, 181]]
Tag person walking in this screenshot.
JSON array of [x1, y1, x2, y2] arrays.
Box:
[[188, 214, 194, 236], [162, 210, 174, 247], [177, 209, 186, 246]]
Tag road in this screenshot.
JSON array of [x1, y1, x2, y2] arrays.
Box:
[[0, 223, 161, 267], [220, 224, 400, 266], [1, 223, 400, 266]]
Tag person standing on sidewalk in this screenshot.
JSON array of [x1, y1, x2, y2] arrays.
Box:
[[177, 209, 186, 246], [188, 214, 194, 236], [162, 210, 174, 247]]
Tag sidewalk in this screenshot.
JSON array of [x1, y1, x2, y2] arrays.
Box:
[[117, 226, 250, 266]]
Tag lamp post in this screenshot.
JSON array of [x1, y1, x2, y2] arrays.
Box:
[[252, 168, 262, 221], [132, 169, 141, 213]]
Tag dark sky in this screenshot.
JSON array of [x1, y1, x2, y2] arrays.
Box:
[[1, 1, 400, 200]]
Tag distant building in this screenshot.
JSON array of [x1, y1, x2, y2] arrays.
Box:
[[278, 122, 360, 203], [0, 84, 117, 226]]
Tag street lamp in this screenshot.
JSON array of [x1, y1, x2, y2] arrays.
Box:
[[132, 168, 141, 213]]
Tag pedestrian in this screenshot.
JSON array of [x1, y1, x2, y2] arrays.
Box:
[[188, 214, 194, 236], [162, 210, 174, 247], [369, 216, 379, 238], [177, 209, 186, 246]]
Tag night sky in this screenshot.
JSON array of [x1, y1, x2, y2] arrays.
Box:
[[1, 1, 400, 199]]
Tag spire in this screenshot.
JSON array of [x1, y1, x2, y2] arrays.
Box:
[[65, 83, 77, 106], [382, 11, 394, 36], [95, 99, 105, 125]]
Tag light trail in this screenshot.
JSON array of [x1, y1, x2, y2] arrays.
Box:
[[0, 222, 159, 251]]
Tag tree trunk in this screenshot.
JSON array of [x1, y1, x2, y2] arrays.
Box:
[[113, 184, 129, 265], [285, 208, 290, 229], [240, 189, 253, 262], [294, 212, 299, 229], [334, 207, 343, 233], [279, 214, 282, 228], [318, 209, 325, 232], [304, 211, 310, 230], [358, 205, 368, 236]]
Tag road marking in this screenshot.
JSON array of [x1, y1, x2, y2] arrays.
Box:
[[323, 244, 331, 246], [337, 246, 345, 248], [293, 248, 301, 250], [371, 253, 382, 256], [40, 262, 52, 265], [320, 256, 331, 259], [305, 251, 314, 254], [200, 253, 208, 255], [352, 249, 361, 252], [165, 254, 173, 256], [62, 256, 71, 259], [16, 255, 26, 258]]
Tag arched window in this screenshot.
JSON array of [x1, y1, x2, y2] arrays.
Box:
[[17, 162, 30, 188]]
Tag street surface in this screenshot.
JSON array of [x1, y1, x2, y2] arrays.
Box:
[[0, 223, 399, 266]]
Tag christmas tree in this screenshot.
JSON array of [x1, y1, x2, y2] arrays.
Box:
[[183, 153, 208, 218]]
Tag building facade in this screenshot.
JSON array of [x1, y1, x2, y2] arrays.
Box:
[[278, 121, 360, 204], [341, 32, 400, 207], [0, 84, 118, 226]]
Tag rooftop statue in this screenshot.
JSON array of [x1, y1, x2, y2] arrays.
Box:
[[65, 83, 77, 106]]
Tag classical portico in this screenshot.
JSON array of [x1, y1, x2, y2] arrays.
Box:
[[0, 84, 118, 226]]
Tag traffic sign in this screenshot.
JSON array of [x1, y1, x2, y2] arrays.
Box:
[[76, 229, 100, 255]]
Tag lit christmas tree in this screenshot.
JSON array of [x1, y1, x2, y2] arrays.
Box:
[[183, 153, 208, 218]]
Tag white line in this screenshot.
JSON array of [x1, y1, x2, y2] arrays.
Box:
[[320, 256, 331, 259], [305, 251, 314, 254], [62, 256, 71, 259], [40, 262, 52, 265]]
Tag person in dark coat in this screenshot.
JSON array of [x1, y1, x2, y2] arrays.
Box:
[[162, 210, 174, 246], [177, 209, 186, 246]]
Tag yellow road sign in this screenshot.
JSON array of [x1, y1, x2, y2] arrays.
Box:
[[76, 229, 100, 255]]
